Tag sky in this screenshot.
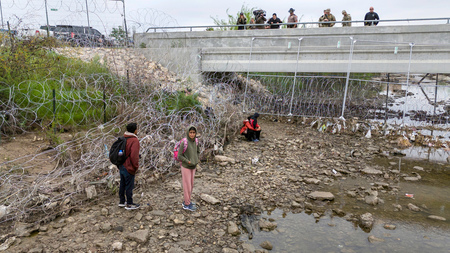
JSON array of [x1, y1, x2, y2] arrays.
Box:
[[1, 0, 449, 35]]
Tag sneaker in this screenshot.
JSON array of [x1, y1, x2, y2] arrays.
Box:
[[182, 201, 196, 207], [125, 203, 140, 210], [118, 202, 127, 207], [182, 203, 196, 212]]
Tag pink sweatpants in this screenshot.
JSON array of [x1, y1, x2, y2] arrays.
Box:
[[181, 165, 196, 205]]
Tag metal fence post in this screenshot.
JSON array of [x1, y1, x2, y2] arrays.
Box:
[[243, 37, 255, 113], [401, 43, 414, 126], [52, 89, 56, 134], [340, 38, 355, 120], [433, 73, 439, 125], [288, 38, 303, 116], [384, 73, 390, 128], [103, 88, 107, 124]]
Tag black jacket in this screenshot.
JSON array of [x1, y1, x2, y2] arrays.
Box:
[[267, 17, 282, 29], [364, 12, 379, 26]]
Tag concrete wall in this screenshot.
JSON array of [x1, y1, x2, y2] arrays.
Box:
[[134, 24, 450, 78]]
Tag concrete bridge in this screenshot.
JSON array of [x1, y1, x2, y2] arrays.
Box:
[[135, 24, 450, 82]]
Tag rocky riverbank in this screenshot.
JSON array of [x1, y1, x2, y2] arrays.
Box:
[[2, 116, 448, 252]]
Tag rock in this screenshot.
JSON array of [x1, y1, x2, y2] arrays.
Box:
[[412, 166, 424, 171], [307, 191, 335, 201], [404, 177, 419, 181], [173, 219, 185, 225], [304, 178, 320, 185], [151, 210, 166, 216], [259, 220, 277, 231], [359, 213, 374, 231], [383, 224, 396, 230], [260, 240, 273, 250], [14, 222, 38, 237], [242, 243, 256, 253], [112, 241, 123, 250], [85, 185, 97, 199], [168, 248, 186, 253], [368, 235, 385, 243], [227, 221, 240, 236], [222, 248, 239, 253], [200, 194, 221, 205], [365, 195, 379, 206], [0, 205, 7, 220], [101, 208, 109, 216], [101, 222, 112, 232], [428, 215, 446, 221], [0, 237, 16, 251], [361, 167, 383, 175], [214, 155, 236, 164], [407, 203, 421, 212], [291, 201, 302, 208], [126, 229, 149, 243], [392, 204, 402, 211], [135, 212, 143, 221]]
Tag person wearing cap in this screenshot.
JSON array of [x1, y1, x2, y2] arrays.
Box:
[[237, 12, 247, 30], [342, 10, 352, 27], [255, 11, 267, 29], [364, 7, 379, 26], [318, 8, 336, 27], [267, 13, 282, 29], [287, 8, 298, 28]]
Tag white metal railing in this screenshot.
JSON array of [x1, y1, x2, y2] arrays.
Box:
[[145, 17, 450, 32]]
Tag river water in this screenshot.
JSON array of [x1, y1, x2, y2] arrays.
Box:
[[241, 157, 450, 252]]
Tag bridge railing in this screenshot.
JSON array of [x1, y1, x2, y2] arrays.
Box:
[[145, 17, 450, 32]]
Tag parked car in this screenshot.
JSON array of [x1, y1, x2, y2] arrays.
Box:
[[17, 28, 53, 38], [40, 25, 105, 47]]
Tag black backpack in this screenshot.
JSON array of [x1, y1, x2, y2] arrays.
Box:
[[109, 137, 130, 166]]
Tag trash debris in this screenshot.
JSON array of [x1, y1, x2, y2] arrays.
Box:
[[365, 129, 372, 138], [405, 193, 414, 198], [332, 169, 338, 175], [251, 157, 259, 165]]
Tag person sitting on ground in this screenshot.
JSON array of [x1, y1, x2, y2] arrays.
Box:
[[240, 113, 261, 142], [267, 13, 282, 29], [119, 123, 141, 210], [237, 12, 247, 30], [287, 8, 298, 28]]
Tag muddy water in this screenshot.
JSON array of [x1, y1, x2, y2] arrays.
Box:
[[241, 157, 450, 252]]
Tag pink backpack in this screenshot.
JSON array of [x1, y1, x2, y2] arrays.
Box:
[[173, 137, 198, 162]]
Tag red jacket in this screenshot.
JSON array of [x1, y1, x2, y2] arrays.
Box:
[[240, 119, 260, 134], [123, 132, 140, 175]]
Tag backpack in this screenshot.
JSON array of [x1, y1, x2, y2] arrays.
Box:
[[173, 137, 198, 162], [109, 137, 130, 166]]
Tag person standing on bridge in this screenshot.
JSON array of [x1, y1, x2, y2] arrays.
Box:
[[256, 12, 267, 29], [237, 12, 247, 30], [319, 9, 336, 27], [287, 8, 298, 28], [267, 13, 283, 29], [364, 7, 380, 26], [342, 10, 352, 27]]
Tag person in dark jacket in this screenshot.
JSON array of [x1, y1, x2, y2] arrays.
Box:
[[267, 13, 282, 29], [119, 123, 141, 210], [178, 126, 200, 211], [364, 7, 380, 26], [255, 12, 267, 29], [240, 113, 261, 142], [237, 12, 247, 30]]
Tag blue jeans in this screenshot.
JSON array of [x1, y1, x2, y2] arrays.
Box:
[[119, 165, 135, 204]]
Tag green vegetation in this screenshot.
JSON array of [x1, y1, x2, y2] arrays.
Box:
[[153, 91, 202, 115], [211, 4, 258, 31], [110, 26, 128, 46]]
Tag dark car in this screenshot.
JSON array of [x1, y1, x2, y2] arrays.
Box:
[[40, 25, 105, 47]]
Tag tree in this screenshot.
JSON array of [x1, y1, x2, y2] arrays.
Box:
[[110, 26, 127, 45], [210, 5, 258, 31]]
